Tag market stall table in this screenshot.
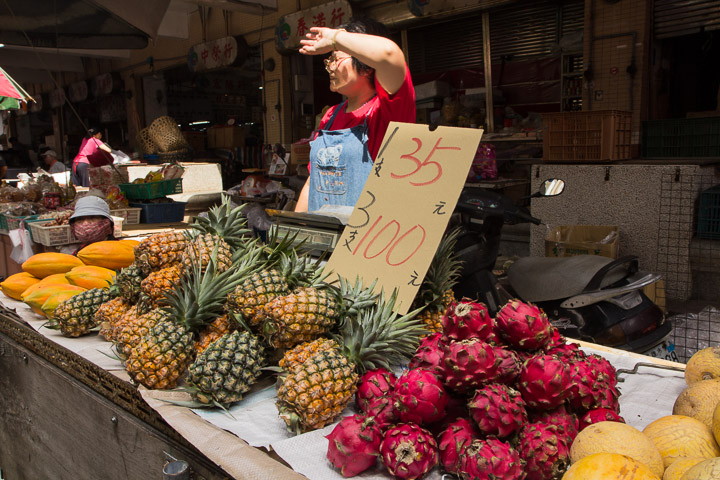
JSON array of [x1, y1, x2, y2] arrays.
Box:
[[0, 294, 689, 480]]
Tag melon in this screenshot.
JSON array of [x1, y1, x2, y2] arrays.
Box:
[[673, 379, 720, 428], [563, 452, 660, 480], [685, 347, 720, 385], [643, 415, 720, 468], [662, 457, 707, 480], [679, 457, 720, 479], [570, 421, 665, 478], [712, 401, 720, 446]]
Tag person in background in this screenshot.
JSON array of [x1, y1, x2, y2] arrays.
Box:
[[41, 150, 67, 174], [294, 16, 416, 212], [68, 195, 115, 247], [71, 127, 112, 187]]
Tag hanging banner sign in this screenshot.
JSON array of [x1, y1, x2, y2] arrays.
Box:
[[188, 36, 249, 72], [92, 73, 114, 97], [49, 88, 66, 108], [68, 81, 88, 103], [275, 0, 351, 54], [324, 123, 484, 313]]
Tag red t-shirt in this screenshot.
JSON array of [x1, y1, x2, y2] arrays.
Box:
[[317, 66, 416, 161]]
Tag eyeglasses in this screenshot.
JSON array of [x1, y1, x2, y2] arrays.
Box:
[[324, 54, 351, 73]]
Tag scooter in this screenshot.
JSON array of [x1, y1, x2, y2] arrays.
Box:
[[450, 179, 675, 359]]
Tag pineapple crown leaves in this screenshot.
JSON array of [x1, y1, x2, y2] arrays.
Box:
[[161, 244, 262, 332], [413, 227, 463, 310], [189, 196, 251, 249], [335, 275, 380, 320], [336, 288, 426, 374]]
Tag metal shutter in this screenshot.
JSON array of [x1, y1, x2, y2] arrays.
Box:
[[654, 0, 720, 39]]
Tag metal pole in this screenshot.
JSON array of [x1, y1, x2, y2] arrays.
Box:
[[482, 12, 494, 133]]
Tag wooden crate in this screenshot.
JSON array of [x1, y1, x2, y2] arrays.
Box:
[[543, 111, 632, 162]]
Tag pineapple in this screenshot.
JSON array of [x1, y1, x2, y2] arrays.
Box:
[[181, 233, 233, 273], [124, 248, 258, 389], [276, 289, 426, 433], [134, 231, 188, 275], [140, 264, 183, 307], [188, 196, 250, 251], [116, 308, 170, 356], [96, 297, 132, 341], [411, 228, 462, 333], [277, 337, 339, 372], [195, 314, 236, 354], [50, 287, 115, 337], [185, 330, 266, 406], [115, 262, 147, 304]]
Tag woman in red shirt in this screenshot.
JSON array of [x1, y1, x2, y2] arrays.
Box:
[[294, 17, 415, 212], [71, 127, 112, 187]]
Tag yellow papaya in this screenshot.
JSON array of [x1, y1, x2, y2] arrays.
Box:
[[0, 272, 40, 300], [41, 290, 84, 318], [77, 240, 136, 271], [65, 265, 116, 289], [23, 284, 86, 316], [22, 253, 84, 278], [38, 273, 72, 286]]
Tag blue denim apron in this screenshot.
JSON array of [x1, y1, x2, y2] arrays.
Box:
[[308, 100, 373, 211]]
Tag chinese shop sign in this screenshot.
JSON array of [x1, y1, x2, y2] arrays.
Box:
[[188, 36, 249, 72], [275, 0, 351, 54], [325, 123, 484, 313]]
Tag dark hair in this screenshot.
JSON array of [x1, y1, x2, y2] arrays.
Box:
[[338, 16, 391, 83], [86, 127, 100, 138]]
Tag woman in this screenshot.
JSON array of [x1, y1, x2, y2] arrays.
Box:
[[295, 17, 416, 212], [72, 127, 112, 187]]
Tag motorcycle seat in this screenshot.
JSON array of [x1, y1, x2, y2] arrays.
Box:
[[508, 255, 633, 303]]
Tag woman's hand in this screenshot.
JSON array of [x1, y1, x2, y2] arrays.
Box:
[[299, 27, 338, 55]]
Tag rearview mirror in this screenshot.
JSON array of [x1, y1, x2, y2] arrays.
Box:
[[538, 178, 565, 197]]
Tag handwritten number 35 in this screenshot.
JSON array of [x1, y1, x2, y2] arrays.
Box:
[[390, 137, 460, 186]]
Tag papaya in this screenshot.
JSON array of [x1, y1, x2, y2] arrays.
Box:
[[65, 265, 116, 289], [38, 273, 72, 286], [23, 284, 86, 316], [77, 240, 136, 270], [41, 290, 84, 318], [22, 252, 84, 278], [0, 272, 40, 300]]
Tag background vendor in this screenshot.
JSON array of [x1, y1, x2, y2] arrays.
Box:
[[65, 195, 116, 254], [71, 128, 112, 187], [294, 17, 416, 213], [41, 150, 67, 174]]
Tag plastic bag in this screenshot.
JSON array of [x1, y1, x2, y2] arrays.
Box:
[[9, 227, 34, 264], [467, 143, 498, 182]]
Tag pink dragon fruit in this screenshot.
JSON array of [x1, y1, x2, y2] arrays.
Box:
[[468, 383, 528, 439], [518, 354, 570, 410], [356, 368, 397, 413], [495, 299, 553, 350], [516, 422, 571, 480], [579, 407, 626, 431], [380, 423, 438, 480], [489, 346, 522, 385], [438, 418, 479, 474], [442, 338, 498, 393], [586, 353, 618, 387], [566, 355, 620, 412], [442, 300, 493, 341], [394, 368, 449, 425], [543, 328, 582, 359], [408, 333, 446, 378], [326, 414, 383, 477], [365, 396, 400, 430], [458, 437, 526, 480], [529, 405, 579, 443]]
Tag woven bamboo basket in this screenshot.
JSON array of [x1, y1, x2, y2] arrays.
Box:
[[136, 127, 158, 155], [148, 116, 190, 153], [158, 149, 193, 164]]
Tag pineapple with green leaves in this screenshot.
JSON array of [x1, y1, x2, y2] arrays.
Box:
[[140, 264, 183, 307], [50, 287, 116, 337], [134, 231, 188, 275], [195, 313, 236, 354], [116, 308, 171, 356], [276, 289, 426, 433], [184, 329, 266, 406], [97, 297, 132, 341], [124, 248, 259, 389], [411, 228, 462, 333], [115, 262, 147, 304]]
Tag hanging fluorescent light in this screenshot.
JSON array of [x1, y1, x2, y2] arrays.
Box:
[[189, 120, 211, 125]]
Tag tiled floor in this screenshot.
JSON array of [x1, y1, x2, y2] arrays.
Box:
[[668, 303, 720, 364]]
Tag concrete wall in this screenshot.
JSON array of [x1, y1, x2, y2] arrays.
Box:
[[529, 163, 720, 302]]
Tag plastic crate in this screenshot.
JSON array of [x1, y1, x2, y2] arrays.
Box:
[[642, 117, 720, 158], [110, 208, 142, 225], [0, 214, 40, 235], [542, 110, 632, 162], [118, 178, 183, 200], [697, 185, 720, 240], [129, 201, 187, 224], [30, 216, 124, 246]]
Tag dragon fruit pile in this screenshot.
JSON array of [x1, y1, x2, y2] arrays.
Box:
[[325, 298, 625, 479]]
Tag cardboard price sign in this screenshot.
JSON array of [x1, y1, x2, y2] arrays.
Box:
[[325, 122, 483, 313]]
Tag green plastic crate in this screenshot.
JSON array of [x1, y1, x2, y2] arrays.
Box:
[[643, 117, 720, 158], [118, 178, 183, 200]]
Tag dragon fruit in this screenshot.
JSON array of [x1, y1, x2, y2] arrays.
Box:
[[394, 368, 449, 425], [326, 414, 382, 477], [543, 328, 582, 359], [490, 346, 522, 385], [518, 354, 570, 410], [458, 437, 526, 480], [408, 333, 446, 378], [516, 422, 571, 480], [468, 383, 528, 438], [356, 368, 397, 413], [380, 423, 438, 480], [438, 418, 479, 474], [529, 405, 579, 443], [442, 338, 498, 393], [365, 396, 399, 430], [586, 353, 618, 387], [442, 300, 493, 341], [495, 299, 553, 350], [579, 407, 626, 431], [566, 355, 620, 412]]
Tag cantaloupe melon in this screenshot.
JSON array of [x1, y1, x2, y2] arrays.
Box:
[[643, 415, 720, 468], [673, 379, 720, 428], [678, 457, 720, 479], [685, 347, 720, 385], [662, 457, 707, 480], [563, 452, 660, 480]]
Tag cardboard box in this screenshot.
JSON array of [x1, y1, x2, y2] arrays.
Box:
[[545, 225, 619, 259], [291, 140, 311, 166], [414, 80, 451, 101]]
